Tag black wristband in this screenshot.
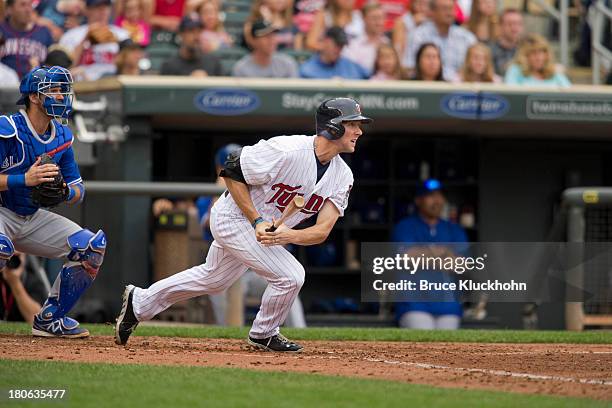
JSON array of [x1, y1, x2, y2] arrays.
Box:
[[252, 217, 264, 229]]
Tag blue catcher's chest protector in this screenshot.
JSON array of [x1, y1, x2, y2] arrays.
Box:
[[0, 112, 76, 216]]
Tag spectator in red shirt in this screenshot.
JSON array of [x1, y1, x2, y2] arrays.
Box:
[[151, 0, 186, 32], [59, 0, 129, 80]]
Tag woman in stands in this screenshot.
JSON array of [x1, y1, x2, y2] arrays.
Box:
[[198, 0, 233, 53], [114, 39, 146, 75], [392, 0, 430, 57], [293, 0, 325, 49], [411, 42, 444, 81], [115, 0, 153, 47], [453, 42, 500, 83], [306, 0, 364, 50], [243, 0, 297, 49], [504, 33, 571, 87], [464, 0, 498, 43], [371, 43, 408, 80]]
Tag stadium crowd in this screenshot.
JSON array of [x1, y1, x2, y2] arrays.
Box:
[[0, 0, 580, 86]]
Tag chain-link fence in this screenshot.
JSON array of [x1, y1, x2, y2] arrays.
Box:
[[564, 188, 612, 330]]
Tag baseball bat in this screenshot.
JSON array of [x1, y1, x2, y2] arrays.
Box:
[[266, 195, 305, 232]]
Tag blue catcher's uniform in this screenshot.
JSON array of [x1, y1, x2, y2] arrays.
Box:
[[0, 112, 82, 215], [0, 66, 106, 338]]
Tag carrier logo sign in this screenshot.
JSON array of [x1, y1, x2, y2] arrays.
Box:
[[441, 92, 509, 120], [194, 89, 260, 115]]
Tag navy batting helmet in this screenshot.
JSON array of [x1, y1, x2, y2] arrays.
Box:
[[316, 98, 372, 140]]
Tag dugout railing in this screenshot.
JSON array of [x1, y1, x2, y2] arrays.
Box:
[[563, 187, 612, 330]]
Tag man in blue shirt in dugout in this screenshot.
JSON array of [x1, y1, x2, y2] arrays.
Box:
[[392, 179, 468, 330], [299, 27, 369, 80]]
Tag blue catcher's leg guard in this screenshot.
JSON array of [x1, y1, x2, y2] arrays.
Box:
[[33, 229, 106, 338], [0, 233, 15, 270]]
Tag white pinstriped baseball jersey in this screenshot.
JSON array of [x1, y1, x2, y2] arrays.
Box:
[[213, 135, 354, 224], [131, 134, 354, 340]]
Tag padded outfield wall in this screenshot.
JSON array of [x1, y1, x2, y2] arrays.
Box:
[[2, 78, 612, 328]]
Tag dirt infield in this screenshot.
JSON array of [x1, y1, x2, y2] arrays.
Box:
[[1, 334, 610, 400]]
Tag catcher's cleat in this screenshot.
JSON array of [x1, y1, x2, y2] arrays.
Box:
[[32, 315, 89, 338], [115, 285, 139, 345], [248, 333, 303, 353]]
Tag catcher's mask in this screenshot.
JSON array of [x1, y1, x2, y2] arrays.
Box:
[[17, 66, 74, 122]]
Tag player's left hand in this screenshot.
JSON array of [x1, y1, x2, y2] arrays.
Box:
[[259, 223, 294, 246]]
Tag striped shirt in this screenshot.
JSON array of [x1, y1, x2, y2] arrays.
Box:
[[403, 21, 476, 80], [213, 135, 353, 226]]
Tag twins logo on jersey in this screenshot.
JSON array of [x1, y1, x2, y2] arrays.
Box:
[[267, 183, 326, 215]]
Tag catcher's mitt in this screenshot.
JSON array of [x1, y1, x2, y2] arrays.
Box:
[[31, 154, 69, 208]]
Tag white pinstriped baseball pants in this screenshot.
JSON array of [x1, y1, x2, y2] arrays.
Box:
[[132, 212, 305, 339]]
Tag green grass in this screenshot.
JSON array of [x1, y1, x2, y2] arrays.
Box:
[[0, 360, 606, 408], [1, 322, 611, 344]]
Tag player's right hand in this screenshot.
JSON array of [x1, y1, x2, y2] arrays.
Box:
[[24, 156, 59, 187], [1, 253, 25, 284], [255, 221, 273, 242]]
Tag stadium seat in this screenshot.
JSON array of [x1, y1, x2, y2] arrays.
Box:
[[282, 49, 314, 64], [150, 30, 178, 46], [223, 10, 250, 43], [211, 47, 249, 74], [146, 44, 178, 73], [222, 0, 252, 13]]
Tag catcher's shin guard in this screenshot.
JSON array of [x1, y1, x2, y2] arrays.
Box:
[[0, 233, 15, 269], [35, 229, 106, 322]]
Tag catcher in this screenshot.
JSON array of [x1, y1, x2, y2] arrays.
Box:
[[0, 65, 106, 338]]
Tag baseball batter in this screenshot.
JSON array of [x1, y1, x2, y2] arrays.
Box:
[[0, 66, 106, 338], [115, 98, 372, 352]]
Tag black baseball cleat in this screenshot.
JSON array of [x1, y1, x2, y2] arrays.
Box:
[[115, 285, 139, 345], [248, 333, 303, 352]]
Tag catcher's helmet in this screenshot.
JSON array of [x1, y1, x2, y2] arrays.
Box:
[[316, 98, 372, 140], [215, 143, 242, 167], [16, 65, 74, 121]]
